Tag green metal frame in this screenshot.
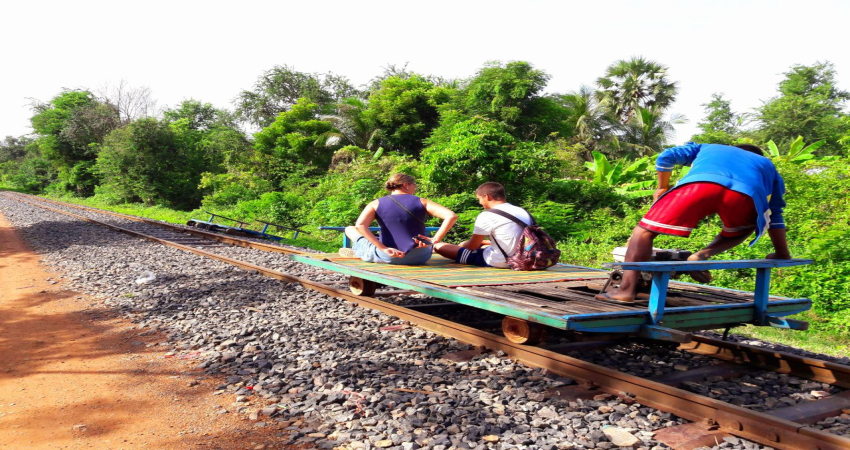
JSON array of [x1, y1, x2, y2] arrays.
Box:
[[291, 255, 811, 334]]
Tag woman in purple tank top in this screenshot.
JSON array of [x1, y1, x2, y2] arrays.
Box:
[[342, 174, 458, 265]]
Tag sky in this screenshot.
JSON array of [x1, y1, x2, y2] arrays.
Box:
[[2, 0, 849, 143]]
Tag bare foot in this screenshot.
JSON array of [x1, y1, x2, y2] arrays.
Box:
[[686, 251, 713, 283], [595, 291, 637, 303]]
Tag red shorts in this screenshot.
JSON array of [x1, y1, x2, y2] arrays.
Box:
[[639, 182, 757, 238]]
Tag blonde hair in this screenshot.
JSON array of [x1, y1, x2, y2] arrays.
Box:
[[385, 173, 416, 191]]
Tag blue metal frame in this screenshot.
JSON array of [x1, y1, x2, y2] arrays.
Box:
[[320, 226, 442, 248], [603, 259, 813, 331], [292, 253, 813, 341]]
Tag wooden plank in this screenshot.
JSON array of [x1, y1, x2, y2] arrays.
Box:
[[456, 286, 619, 316], [768, 390, 850, 424]]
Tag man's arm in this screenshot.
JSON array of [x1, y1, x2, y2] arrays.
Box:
[[460, 234, 487, 250], [766, 172, 790, 259], [766, 228, 791, 259], [655, 142, 702, 173], [654, 171, 673, 201]]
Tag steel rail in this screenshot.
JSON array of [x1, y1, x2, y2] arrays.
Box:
[[10, 192, 307, 255], [682, 335, 850, 389], [5, 192, 849, 450]]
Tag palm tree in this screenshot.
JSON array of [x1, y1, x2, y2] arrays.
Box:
[[596, 57, 678, 124], [318, 97, 379, 150], [618, 107, 687, 157]]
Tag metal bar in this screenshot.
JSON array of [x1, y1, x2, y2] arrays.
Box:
[[605, 259, 813, 271], [754, 267, 771, 325], [649, 271, 670, 324]]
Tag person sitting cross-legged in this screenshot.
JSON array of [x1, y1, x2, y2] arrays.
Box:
[[596, 142, 792, 304], [342, 173, 457, 265], [433, 182, 532, 268]]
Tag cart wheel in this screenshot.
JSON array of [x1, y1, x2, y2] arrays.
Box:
[[349, 277, 377, 296], [186, 220, 196, 227], [502, 316, 545, 345]]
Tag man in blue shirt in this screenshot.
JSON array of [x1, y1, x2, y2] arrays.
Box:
[[597, 143, 792, 303]]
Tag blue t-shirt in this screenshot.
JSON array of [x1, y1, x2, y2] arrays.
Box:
[[655, 143, 786, 245]]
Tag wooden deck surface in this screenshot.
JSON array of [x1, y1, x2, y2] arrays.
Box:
[[296, 253, 789, 316]]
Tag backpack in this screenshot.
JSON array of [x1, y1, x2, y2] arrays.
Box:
[[487, 209, 561, 271]]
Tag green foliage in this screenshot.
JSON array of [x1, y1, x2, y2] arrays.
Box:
[[758, 62, 850, 155], [95, 118, 205, 208], [235, 65, 361, 128], [462, 61, 570, 141], [583, 151, 654, 197], [363, 75, 452, 155], [252, 99, 336, 185], [421, 117, 562, 195], [694, 93, 740, 137], [766, 136, 827, 164]]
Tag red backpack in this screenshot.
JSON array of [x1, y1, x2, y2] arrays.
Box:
[[487, 209, 561, 271]]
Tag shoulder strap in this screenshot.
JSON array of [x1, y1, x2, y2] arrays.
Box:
[[486, 208, 533, 261], [386, 195, 426, 225], [486, 208, 535, 227]]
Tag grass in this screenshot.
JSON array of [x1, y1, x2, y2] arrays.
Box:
[[39, 193, 339, 252], [727, 311, 850, 358]]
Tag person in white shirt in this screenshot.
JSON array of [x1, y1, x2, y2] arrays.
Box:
[[433, 182, 531, 268]]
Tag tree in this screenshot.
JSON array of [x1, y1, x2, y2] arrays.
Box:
[[557, 86, 611, 152], [596, 56, 677, 124], [420, 117, 562, 195], [461, 61, 569, 140], [234, 65, 361, 128], [252, 99, 336, 185], [29, 90, 121, 194], [690, 93, 740, 144], [757, 62, 850, 154], [363, 75, 451, 155], [0, 136, 32, 163], [319, 97, 379, 150], [618, 107, 686, 157], [95, 118, 205, 208], [163, 99, 251, 171], [97, 79, 158, 124]]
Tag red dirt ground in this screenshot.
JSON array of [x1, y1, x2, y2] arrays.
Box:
[[0, 211, 297, 450]]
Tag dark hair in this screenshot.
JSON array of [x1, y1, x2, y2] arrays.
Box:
[[733, 144, 765, 156], [475, 182, 506, 201], [385, 173, 416, 191]]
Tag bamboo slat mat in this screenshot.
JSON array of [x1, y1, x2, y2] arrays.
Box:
[[302, 253, 609, 287]]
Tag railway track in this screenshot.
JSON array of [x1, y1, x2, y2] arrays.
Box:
[[4, 191, 850, 450]]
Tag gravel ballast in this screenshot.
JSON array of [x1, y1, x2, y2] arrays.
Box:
[[2, 195, 847, 449]]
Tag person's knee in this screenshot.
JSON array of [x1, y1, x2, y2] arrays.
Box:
[[631, 226, 657, 241], [344, 226, 361, 240]]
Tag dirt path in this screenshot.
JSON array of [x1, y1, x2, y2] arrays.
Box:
[[0, 211, 288, 449]]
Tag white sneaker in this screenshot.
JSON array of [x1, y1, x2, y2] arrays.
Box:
[[338, 248, 356, 258]]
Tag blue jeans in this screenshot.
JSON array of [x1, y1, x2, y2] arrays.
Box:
[[352, 237, 432, 265]]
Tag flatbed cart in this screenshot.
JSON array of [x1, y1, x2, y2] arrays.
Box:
[[289, 251, 813, 345], [187, 212, 306, 241]]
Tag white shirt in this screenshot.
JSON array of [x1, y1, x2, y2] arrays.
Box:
[[472, 203, 532, 268]]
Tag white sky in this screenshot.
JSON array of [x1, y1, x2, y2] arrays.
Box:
[[2, 0, 849, 144]]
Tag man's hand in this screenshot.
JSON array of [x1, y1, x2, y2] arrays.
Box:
[[766, 252, 792, 260], [653, 187, 670, 202]]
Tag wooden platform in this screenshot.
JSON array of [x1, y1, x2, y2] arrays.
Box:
[[290, 253, 812, 337]]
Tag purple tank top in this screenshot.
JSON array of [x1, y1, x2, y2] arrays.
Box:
[[375, 194, 427, 253]]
